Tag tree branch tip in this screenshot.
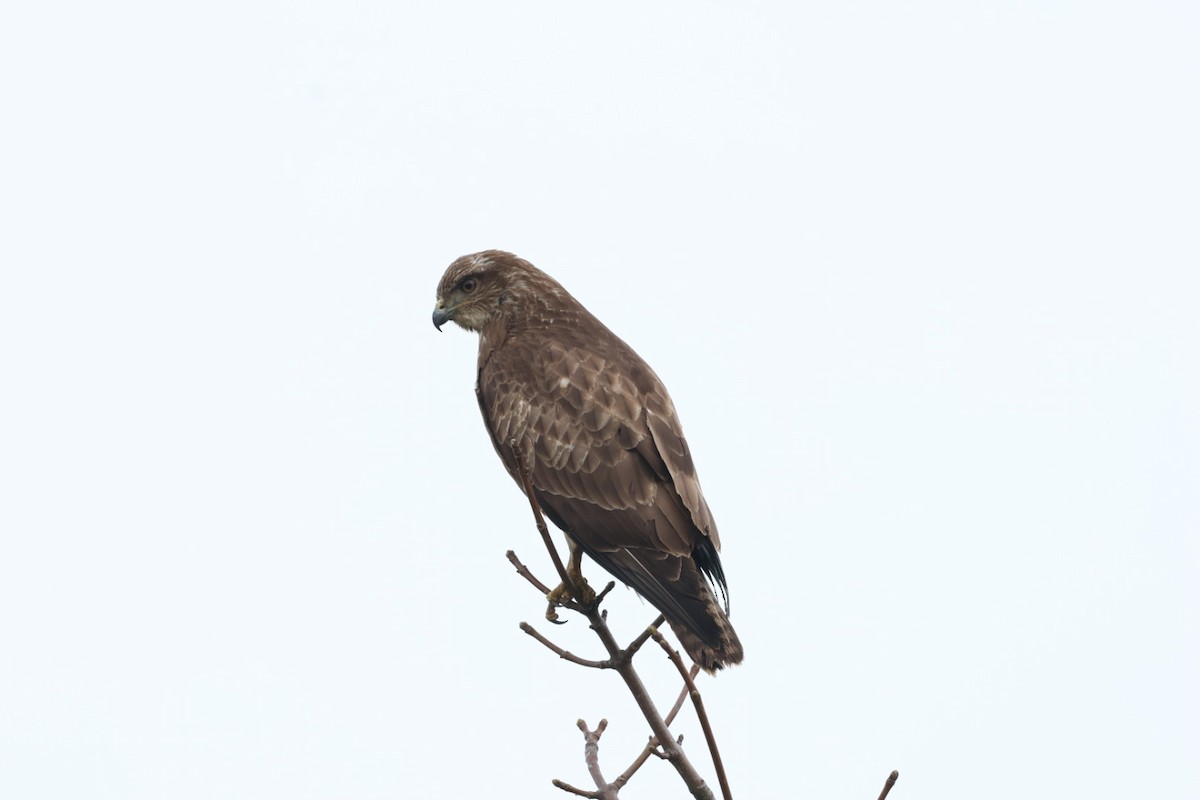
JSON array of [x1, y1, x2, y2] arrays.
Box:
[[551, 778, 597, 798], [877, 769, 900, 800], [573, 718, 608, 737]]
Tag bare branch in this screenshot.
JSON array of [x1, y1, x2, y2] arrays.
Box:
[[611, 663, 700, 791], [611, 747, 654, 791], [507, 549, 554, 596], [622, 614, 667, 662], [652, 630, 733, 800], [667, 665, 702, 726], [552, 778, 599, 798], [877, 770, 900, 800], [519, 622, 609, 669]]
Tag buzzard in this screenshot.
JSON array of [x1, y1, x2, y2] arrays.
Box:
[[432, 250, 743, 671]]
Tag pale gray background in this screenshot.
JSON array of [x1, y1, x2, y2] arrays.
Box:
[[1, 2, 1197, 798]]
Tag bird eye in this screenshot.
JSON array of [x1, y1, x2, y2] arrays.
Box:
[[460, 278, 479, 294]]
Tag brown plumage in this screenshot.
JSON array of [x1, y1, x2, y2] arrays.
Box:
[[432, 250, 743, 671]]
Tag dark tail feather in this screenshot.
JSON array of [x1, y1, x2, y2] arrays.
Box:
[[575, 542, 745, 672], [665, 591, 744, 673]]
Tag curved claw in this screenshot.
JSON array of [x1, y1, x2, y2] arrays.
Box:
[[545, 582, 574, 623]]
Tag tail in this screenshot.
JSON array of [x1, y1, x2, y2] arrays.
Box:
[[665, 589, 744, 673], [569, 538, 745, 673]]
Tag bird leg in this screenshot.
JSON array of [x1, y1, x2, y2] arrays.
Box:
[[545, 539, 597, 623]]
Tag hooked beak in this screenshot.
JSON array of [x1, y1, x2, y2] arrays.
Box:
[[432, 306, 452, 331]]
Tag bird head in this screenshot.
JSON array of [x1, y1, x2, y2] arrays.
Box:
[[432, 250, 532, 332]]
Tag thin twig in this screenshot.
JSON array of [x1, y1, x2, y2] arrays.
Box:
[[652, 630, 732, 800], [611, 745, 657, 790], [595, 581, 617, 603], [551, 778, 598, 798], [520, 622, 609, 669], [666, 664, 701, 726], [877, 770, 900, 800], [622, 614, 667, 662], [507, 549, 554, 595]]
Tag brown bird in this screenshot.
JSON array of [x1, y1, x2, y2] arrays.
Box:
[[433, 250, 743, 671]]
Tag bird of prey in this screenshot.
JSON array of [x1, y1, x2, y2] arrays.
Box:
[[432, 250, 743, 671]]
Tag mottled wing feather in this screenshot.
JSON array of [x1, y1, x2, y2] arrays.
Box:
[[477, 332, 728, 644], [644, 401, 720, 547]]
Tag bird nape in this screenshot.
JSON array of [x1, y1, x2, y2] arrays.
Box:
[[433, 250, 742, 672]]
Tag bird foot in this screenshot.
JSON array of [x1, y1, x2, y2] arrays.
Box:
[[544, 574, 597, 623]]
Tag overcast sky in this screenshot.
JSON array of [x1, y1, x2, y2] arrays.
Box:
[[2, 2, 1197, 799]]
